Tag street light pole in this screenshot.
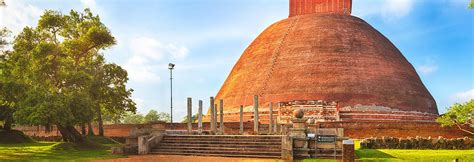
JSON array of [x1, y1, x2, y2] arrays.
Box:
[[168, 63, 175, 126]]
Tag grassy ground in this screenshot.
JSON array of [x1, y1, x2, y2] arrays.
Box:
[[0, 136, 126, 161], [356, 149, 474, 162], [1, 136, 473, 161], [300, 140, 474, 162]]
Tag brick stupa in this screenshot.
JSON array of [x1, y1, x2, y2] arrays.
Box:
[[209, 0, 438, 123]]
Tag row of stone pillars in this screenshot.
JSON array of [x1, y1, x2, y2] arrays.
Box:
[[185, 95, 277, 135]]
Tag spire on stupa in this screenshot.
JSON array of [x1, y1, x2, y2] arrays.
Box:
[[289, 0, 352, 17]]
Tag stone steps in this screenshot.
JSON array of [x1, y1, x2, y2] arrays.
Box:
[[151, 135, 282, 159], [162, 138, 281, 142], [152, 148, 281, 156], [159, 143, 281, 148], [153, 146, 281, 152], [151, 152, 282, 159]]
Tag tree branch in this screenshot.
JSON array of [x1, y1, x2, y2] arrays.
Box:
[[455, 123, 474, 135]]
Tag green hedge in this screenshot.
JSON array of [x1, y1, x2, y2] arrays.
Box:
[[361, 137, 474, 150]]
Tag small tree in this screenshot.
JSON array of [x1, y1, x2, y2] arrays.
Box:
[[436, 100, 474, 135], [470, 0, 474, 9], [181, 114, 198, 123], [144, 110, 171, 123], [122, 112, 144, 124]]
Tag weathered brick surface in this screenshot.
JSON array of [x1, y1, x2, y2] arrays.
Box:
[[213, 13, 438, 118], [312, 121, 471, 139], [289, 0, 352, 17]]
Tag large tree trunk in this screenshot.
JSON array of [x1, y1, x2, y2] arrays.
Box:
[[3, 115, 12, 131], [87, 122, 95, 136], [81, 124, 86, 135], [96, 105, 104, 136], [57, 125, 83, 143]]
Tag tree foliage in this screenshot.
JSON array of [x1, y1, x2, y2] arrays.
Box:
[[470, 0, 474, 9], [4, 9, 135, 142], [122, 110, 170, 124], [144, 110, 171, 123], [0, 27, 18, 131], [181, 114, 198, 123], [122, 112, 144, 124], [436, 100, 474, 135]]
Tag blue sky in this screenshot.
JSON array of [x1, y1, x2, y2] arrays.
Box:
[[1, 0, 473, 120]]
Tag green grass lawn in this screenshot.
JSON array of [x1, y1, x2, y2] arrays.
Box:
[[300, 140, 474, 162], [1, 137, 473, 161], [356, 149, 474, 162], [0, 136, 126, 161]]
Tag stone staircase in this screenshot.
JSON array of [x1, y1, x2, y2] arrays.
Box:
[[151, 135, 282, 159]]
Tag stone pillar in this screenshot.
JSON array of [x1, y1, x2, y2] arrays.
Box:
[[269, 102, 273, 134], [253, 95, 259, 134], [187, 97, 192, 134], [214, 103, 218, 130], [240, 105, 244, 134], [343, 140, 355, 162], [219, 99, 224, 134], [198, 100, 203, 135], [210, 97, 216, 134], [291, 109, 310, 159], [278, 102, 282, 134]]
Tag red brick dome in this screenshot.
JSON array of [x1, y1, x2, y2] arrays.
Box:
[[214, 13, 438, 115]]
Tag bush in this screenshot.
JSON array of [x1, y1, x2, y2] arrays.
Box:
[[0, 129, 34, 144], [360, 136, 474, 150]]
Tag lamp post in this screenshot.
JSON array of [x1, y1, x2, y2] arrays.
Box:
[[168, 63, 175, 125]]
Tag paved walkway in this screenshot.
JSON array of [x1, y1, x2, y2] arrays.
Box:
[[95, 155, 281, 162]]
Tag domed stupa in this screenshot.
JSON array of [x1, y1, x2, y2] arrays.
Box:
[[211, 0, 438, 124]]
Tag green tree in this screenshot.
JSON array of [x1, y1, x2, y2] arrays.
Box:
[[181, 114, 198, 123], [470, 0, 474, 9], [436, 100, 474, 135], [90, 60, 136, 136], [144, 110, 171, 123], [0, 27, 23, 131], [7, 9, 133, 142], [122, 112, 144, 124]]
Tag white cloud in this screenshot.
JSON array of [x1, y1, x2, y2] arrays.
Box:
[[0, 0, 41, 34], [381, 0, 414, 20], [124, 56, 161, 83], [417, 64, 438, 75], [80, 0, 97, 11], [130, 37, 165, 61], [125, 36, 189, 83], [451, 89, 474, 104], [416, 58, 439, 75], [352, 0, 414, 21]]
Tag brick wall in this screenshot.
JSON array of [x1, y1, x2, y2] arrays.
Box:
[[289, 0, 352, 17], [15, 121, 470, 139]]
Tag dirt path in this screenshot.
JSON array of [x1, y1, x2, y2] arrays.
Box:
[[94, 155, 281, 162]]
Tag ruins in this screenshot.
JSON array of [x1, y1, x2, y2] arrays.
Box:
[[208, 0, 439, 125]]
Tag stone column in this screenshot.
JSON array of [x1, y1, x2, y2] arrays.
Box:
[[198, 100, 203, 135], [278, 102, 282, 133], [210, 97, 216, 134], [253, 95, 259, 134], [240, 105, 244, 134], [214, 103, 218, 130], [269, 102, 273, 134], [187, 97, 192, 134], [219, 99, 224, 134], [291, 109, 310, 159], [343, 140, 355, 162]]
